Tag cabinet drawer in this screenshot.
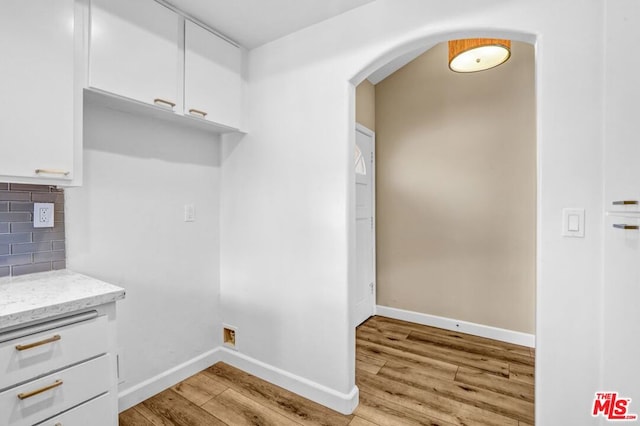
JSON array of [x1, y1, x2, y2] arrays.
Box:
[[0, 316, 108, 390], [0, 355, 111, 426], [36, 392, 113, 426]]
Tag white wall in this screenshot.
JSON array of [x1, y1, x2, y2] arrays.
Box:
[[603, 0, 640, 405], [221, 0, 605, 423], [66, 103, 222, 407]]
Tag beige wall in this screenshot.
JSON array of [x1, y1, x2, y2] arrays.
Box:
[[375, 41, 536, 334], [356, 79, 375, 130]]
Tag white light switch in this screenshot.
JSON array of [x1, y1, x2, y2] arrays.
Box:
[[184, 204, 196, 222], [33, 203, 54, 228], [562, 208, 585, 237], [568, 214, 580, 232]]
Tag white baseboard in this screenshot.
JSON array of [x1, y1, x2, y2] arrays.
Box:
[[218, 347, 359, 415], [117, 346, 359, 415], [375, 305, 535, 348], [118, 347, 222, 412]]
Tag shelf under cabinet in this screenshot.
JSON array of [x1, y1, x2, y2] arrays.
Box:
[[84, 88, 246, 136]]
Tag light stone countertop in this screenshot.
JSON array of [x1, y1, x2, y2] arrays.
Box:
[[0, 270, 125, 330]]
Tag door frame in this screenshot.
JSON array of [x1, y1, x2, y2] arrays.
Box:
[[355, 122, 377, 324]]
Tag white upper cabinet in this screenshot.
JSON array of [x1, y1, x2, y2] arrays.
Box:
[[89, 0, 180, 111], [0, 0, 83, 185], [184, 21, 243, 130]]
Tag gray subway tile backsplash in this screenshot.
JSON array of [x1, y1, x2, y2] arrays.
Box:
[[12, 262, 54, 276], [12, 242, 53, 254], [31, 192, 63, 203], [32, 231, 66, 243], [10, 221, 64, 233], [9, 202, 34, 212], [0, 212, 31, 222], [0, 191, 31, 201], [0, 183, 65, 277], [9, 184, 52, 193], [0, 233, 31, 244], [0, 254, 33, 267], [34, 251, 66, 263]]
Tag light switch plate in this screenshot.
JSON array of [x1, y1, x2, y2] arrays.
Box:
[[562, 208, 585, 237], [184, 204, 196, 222], [33, 203, 54, 228]]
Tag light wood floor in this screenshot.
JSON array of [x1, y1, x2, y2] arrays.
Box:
[[120, 316, 535, 426]]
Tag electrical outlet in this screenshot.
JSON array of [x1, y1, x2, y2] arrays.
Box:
[[33, 203, 54, 228]]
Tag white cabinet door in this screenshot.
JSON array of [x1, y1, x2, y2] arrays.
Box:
[[603, 0, 640, 399], [90, 0, 180, 110], [39, 393, 112, 426], [184, 21, 243, 129], [0, 0, 77, 183]]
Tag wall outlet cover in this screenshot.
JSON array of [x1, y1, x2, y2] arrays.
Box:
[[33, 203, 54, 228]]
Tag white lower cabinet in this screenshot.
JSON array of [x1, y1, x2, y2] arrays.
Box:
[[0, 356, 110, 426], [0, 316, 108, 390], [0, 309, 119, 426], [38, 393, 112, 426]]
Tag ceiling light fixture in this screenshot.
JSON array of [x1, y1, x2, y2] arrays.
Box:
[[448, 38, 511, 73]]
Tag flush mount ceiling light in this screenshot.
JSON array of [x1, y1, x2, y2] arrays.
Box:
[[448, 38, 511, 73]]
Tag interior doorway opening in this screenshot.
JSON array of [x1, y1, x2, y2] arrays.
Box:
[[351, 34, 537, 423], [352, 37, 536, 342]]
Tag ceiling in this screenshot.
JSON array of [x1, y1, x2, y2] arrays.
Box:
[[166, 0, 376, 48]]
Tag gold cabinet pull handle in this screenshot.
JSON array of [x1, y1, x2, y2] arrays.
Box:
[[35, 169, 70, 176], [153, 98, 176, 109], [612, 200, 638, 205], [188, 108, 208, 118], [17, 380, 63, 400], [613, 224, 639, 230], [15, 334, 61, 351]]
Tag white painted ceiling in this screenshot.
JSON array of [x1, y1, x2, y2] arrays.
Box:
[[166, 0, 376, 48]]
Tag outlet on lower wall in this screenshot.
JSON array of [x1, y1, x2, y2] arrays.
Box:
[[223, 325, 237, 350]]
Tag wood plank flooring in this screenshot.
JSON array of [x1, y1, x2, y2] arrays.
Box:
[[120, 316, 535, 425]]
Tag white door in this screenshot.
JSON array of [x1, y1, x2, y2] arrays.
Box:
[[354, 125, 375, 326]]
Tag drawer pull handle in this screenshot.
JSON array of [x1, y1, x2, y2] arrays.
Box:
[[35, 169, 70, 176], [15, 334, 61, 351], [17, 380, 63, 400], [613, 224, 639, 230], [612, 200, 638, 205], [188, 108, 208, 118], [153, 98, 176, 109]]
